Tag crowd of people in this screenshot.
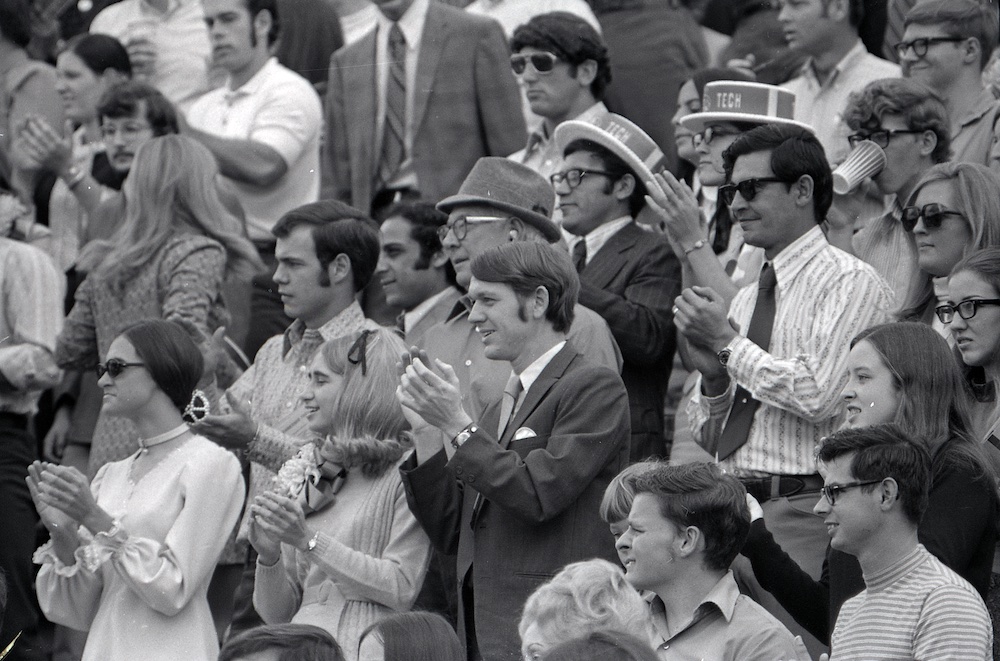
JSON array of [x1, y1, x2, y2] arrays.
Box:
[[3, 0, 1000, 660]]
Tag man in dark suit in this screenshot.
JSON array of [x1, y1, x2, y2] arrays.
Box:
[[397, 241, 630, 661], [552, 112, 681, 461], [323, 0, 526, 215]]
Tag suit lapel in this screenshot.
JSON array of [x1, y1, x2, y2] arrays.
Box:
[[412, 4, 448, 137], [345, 32, 379, 185], [582, 221, 640, 290], [499, 345, 577, 450]]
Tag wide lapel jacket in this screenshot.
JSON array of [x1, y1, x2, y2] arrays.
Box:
[[411, 3, 449, 141], [581, 220, 644, 291], [496, 344, 575, 451]]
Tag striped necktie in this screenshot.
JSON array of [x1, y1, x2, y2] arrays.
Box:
[[376, 22, 406, 189]]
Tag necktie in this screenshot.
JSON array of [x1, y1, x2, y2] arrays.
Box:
[[713, 263, 778, 461], [882, 0, 916, 62], [377, 22, 406, 189], [497, 372, 523, 439], [572, 239, 587, 273]]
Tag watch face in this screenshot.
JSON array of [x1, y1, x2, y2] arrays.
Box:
[[718, 349, 731, 366]]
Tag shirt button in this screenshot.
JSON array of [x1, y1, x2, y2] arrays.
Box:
[[465, 360, 472, 367], [299, 365, 307, 372]]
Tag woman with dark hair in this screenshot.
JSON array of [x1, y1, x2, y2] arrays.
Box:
[[357, 612, 463, 661], [742, 321, 999, 643], [15, 33, 131, 272], [29, 319, 244, 661], [249, 328, 431, 661]]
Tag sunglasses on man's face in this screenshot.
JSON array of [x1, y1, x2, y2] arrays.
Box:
[[510, 52, 559, 75], [719, 177, 790, 206], [900, 203, 965, 233], [95, 358, 146, 379]]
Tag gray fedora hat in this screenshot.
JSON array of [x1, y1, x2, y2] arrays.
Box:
[[436, 157, 561, 243]]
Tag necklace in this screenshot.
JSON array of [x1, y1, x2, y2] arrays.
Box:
[[138, 423, 190, 454]]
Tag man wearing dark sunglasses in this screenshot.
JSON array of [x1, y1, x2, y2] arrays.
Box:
[[506, 12, 612, 184], [675, 123, 892, 656], [899, 0, 1000, 171], [815, 426, 991, 660]]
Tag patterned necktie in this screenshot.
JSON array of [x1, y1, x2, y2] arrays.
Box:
[[713, 263, 778, 461], [497, 372, 523, 439], [376, 22, 406, 189], [572, 239, 587, 273], [882, 0, 917, 62]]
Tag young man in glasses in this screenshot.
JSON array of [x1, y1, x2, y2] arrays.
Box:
[[899, 0, 1000, 171], [816, 425, 991, 660], [506, 12, 611, 183], [834, 77, 952, 303], [674, 122, 891, 657]]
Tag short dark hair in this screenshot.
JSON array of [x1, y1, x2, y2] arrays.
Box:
[[360, 612, 465, 661], [0, 0, 33, 48], [99, 81, 179, 137], [723, 124, 833, 224], [120, 319, 203, 414], [631, 463, 750, 572], [218, 623, 343, 661], [272, 201, 380, 292], [470, 242, 578, 333], [905, 0, 999, 70], [544, 630, 659, 661], [843, 78, 951, 164], [563, 138, 646, 217], [511, 11, 612, 100], [245, 0, 281, 46], [64, 33, 132, 78], [382, 201, 456, 286], [816, 424, 931, 525]]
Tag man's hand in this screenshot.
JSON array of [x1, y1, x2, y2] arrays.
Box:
[[192, 390, 256, 450], [678, 335, 730, 396], [396, 348, 471, 439], [674, 286, 737, 352]]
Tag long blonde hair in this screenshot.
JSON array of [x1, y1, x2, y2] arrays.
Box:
[[80, 135, 262, 291]]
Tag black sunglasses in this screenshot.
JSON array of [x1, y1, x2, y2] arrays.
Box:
[[900, 203, 965, 233], [96, 358, 146, 379], [935, 299, 1000, 324], [847, 129, 923, 150], [694, 126, 741, 147], [894, 36, 966, 59], [510, 52, 558, 75], [719, 177, 790, 206]]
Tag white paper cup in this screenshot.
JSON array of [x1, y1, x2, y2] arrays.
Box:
[[832, 140, 887, 195]]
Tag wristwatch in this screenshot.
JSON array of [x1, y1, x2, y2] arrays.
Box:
[[451, 424, 479, 450], [717, 348, 732, 366], [305, 530, 321, 553]]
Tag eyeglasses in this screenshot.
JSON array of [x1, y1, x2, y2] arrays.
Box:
[[510, 51, 559, 75], [100, 122, 154, 140], [894, 36, 967, 59], [95, 358, 146, 379], [821, 479, 883, 506], [347, 329, 373, 375], [935, 299, 1000, 324], [694, 126, 741, 147], [719, 177, 790, 206], [550, 168, 615, 190], [847, 128, 923, 150], [437, 215, 506, 242], [900, 203, 965, 232]]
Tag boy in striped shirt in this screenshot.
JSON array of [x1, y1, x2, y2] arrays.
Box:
[[816, 425, 991, 660]]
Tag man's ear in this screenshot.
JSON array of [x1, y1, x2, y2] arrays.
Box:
[[793, 174, 815, 209], [253, 9, 273, 45], [962, 36, 982, 67], [879, 477, 901, 512], [825, 0, 849, 22], [675, 525, 703, 559], [917, 129, 938, 159], [327, 252, 352, 285], [430, 249, 450, 270], [530, 285, 550, 320], [574, 59, 599, 88], [614, 173, 637, 202]]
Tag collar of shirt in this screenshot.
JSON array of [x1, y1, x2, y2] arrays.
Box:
[[282, 300, 369, 357], [957, 87, 1000, 131], [375, 0, 430, 48], [648, 570, 742, 641], [801, 39, 867, 89], [514, 340, 566, 393], [403, 286, 458, 334], [573, 216, 633, 265], [862, 544, 926, 593], [224, 56, 279, 100], [769, 224, 827, 291]]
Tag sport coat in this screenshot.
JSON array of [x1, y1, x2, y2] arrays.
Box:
[[578, 220, 680, 459], [323, 3, 526, 209], [400, 343, 630, 661], [404, 286, 463, 349]]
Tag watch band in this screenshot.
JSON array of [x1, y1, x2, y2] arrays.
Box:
[[305, 530, 321, 553], [682, 239, 707, 256], [451, 424, 479, 450]]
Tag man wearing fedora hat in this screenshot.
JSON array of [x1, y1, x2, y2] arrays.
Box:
[[552, 112, 681, 461], [398, 240, 630, 661], [418, 156, 621, 421]]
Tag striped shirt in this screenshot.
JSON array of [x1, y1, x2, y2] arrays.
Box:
[[852, 196, 917, 310], [831, 544, 992, 660], [689, 226, 893, 475]]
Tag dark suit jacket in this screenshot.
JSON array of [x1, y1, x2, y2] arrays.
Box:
[[578, 221, 680, 458], [399, 343, 630, 661], [323, 3, 526, 209]]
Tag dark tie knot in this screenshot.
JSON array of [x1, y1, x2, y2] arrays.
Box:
[[389, 23, 406, 49], [758, 263, 777, 291]]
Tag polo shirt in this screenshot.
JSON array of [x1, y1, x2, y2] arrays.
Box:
[[187, 57, 322, 241], [950, 87, 1000, 173]]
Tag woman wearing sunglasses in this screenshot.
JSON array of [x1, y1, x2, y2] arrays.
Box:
[[30, 319, 245, 661], [53, 135, 262, 476], [740, 321, 998, 645], [249, 328, 431, 661], [897, 162, 1000, 328]]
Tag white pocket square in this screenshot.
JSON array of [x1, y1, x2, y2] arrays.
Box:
[[513, 427, 537, 441]]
